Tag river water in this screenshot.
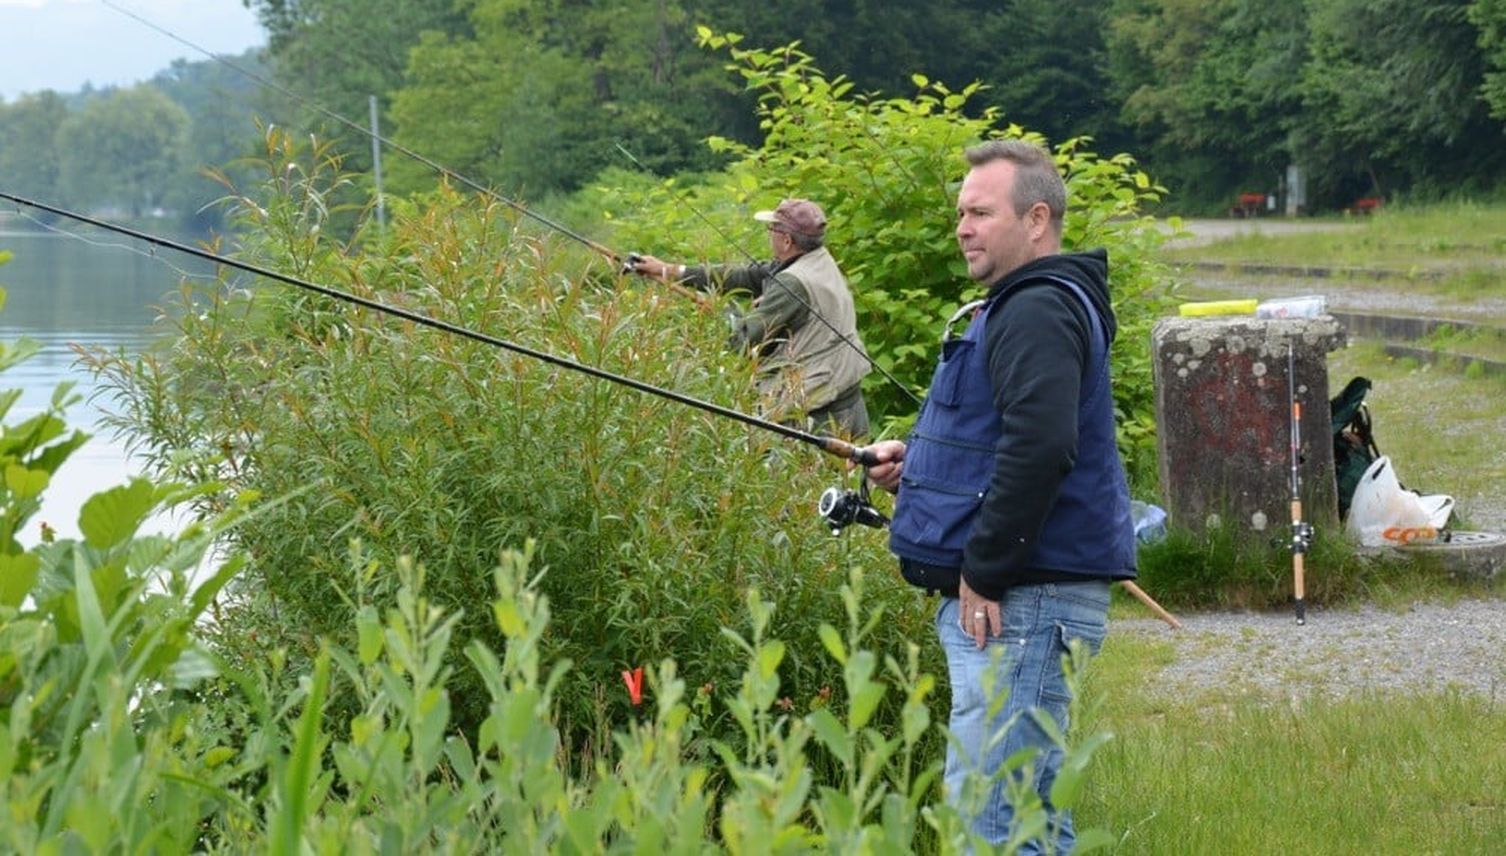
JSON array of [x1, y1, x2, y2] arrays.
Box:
[[0, 222, 218, 543]]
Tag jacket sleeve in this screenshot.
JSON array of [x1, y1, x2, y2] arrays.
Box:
[[961, 285, 1093, 600], [682, 261, 777, 297]]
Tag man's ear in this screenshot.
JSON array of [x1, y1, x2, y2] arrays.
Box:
[[1027, 201, 1051, 241]]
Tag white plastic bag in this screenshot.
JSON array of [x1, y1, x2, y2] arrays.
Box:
[[1345, 455, 1454, 546]]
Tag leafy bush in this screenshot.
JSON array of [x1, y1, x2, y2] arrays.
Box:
[[0, 283, 1110, 848], [90, 129, 937, 756], [585, 32, 1178, 485]]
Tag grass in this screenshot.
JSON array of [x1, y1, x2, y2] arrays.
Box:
[[1085, 208, 1506, 852], [1164, 202, 1506, 270], [1078, 634, 1506, 854], [1416, 322, 1506, 364]]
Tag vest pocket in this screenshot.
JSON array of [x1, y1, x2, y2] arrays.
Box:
[[896, 476, 986, 548], [928, 338, 975, 407]]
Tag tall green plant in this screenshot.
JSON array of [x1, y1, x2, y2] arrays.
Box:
[[0, 282, 257, 851], [91, 126, 940, 755]]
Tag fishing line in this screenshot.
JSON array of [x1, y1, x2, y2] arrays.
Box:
[[0, 190, 878, 466], [99, 0, 920, 410], [98, 0, 626, 265], [7, 207, 221, 285]]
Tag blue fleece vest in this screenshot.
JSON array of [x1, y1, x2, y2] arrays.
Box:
[[888, 277, 1136, 577]]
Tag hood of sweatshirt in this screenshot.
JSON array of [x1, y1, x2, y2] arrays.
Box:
[[984, 248, 1116, 342]]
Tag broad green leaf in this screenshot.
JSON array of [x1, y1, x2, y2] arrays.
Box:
[[806, 708, 852, 759], [848, 682, 886, 730], [32, 429, 89, 478], [757, 639, 786, 678], [6, 463, 51, 500], [0, 550, 40, 606], [168, 644, 221, 689], [817, 623, 846, 665], [356, 605, 383, 664], [79, 478, 155, 549]]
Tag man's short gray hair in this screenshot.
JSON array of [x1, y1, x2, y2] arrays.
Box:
[[789, 230, 824, 252], [964, 140, 1066, 229]]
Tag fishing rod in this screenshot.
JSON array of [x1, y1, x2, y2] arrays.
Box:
[[0, 190, 878, 469], [1288, 342, 1313, 625], [614, 143, 924, 408], [103, 0, 880, 384]]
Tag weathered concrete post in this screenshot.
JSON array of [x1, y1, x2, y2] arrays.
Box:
[[1152, 316, 1346, 535]]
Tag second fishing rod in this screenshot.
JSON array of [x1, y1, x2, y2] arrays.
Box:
[[0, 190, 879, 471], [101, 0, 921, 412]]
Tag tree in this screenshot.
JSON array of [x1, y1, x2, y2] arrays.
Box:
[[1297, 0, 1504, 201], [57, 87, 191, 217], [1107, 0, 1308, 209], [151, 52, 270, 229], [242, 0, 471, 172], [1470, 0, 1506, 119], [0, 92, 68, 205], [389, 0, 745, 196]]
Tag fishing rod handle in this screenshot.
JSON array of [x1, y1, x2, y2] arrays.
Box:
[[818, 437, 880, 466]]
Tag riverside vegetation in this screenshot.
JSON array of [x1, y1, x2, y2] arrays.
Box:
[[0, 306, 1107, 851], [13, 36, 1506, 856], [31, 39, 1167, 852]]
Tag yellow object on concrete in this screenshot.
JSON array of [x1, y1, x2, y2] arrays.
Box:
[[1177, 299, 1258, 317]]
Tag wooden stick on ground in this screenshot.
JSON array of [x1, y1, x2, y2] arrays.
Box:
[[1120, 580, 1182, 630]]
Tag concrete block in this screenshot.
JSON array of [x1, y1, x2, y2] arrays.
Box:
[[1153, 315, 1346, 536]]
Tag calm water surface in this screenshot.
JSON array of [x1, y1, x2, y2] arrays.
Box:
[[0, 225, 220, 542]]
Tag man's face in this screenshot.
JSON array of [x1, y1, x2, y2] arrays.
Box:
[[955, 159, 1041, 284]]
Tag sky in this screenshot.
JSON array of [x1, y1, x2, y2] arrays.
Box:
[[0, 0, 266, 102]]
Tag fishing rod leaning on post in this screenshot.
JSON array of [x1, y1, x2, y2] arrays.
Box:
[[0, 190, 879, 474], [1288, 342, 1313, 625]]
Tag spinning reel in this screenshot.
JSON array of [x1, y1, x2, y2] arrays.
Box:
[[817, 472, 889, 535]]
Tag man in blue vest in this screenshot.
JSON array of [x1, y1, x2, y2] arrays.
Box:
[[865, 140, 1136, 852]]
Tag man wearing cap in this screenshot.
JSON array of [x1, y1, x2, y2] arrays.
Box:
[[630, 198, 871, 437]]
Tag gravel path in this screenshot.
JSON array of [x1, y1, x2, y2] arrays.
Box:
[[1160, 218, 1363, 250], [1113, 599, 1506, 701]]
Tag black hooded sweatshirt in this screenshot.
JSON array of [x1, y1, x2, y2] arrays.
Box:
[[960, 248, 1125, 597]]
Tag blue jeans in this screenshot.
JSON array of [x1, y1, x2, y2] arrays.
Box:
[[936, 581, 1110, 853]]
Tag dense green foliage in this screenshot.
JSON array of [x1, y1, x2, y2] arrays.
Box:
[[1476, 0, 1506, 118], [0, 267, 1107, 849], [1109, 0, 1506, 209], [90, 127, 940, 744]]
